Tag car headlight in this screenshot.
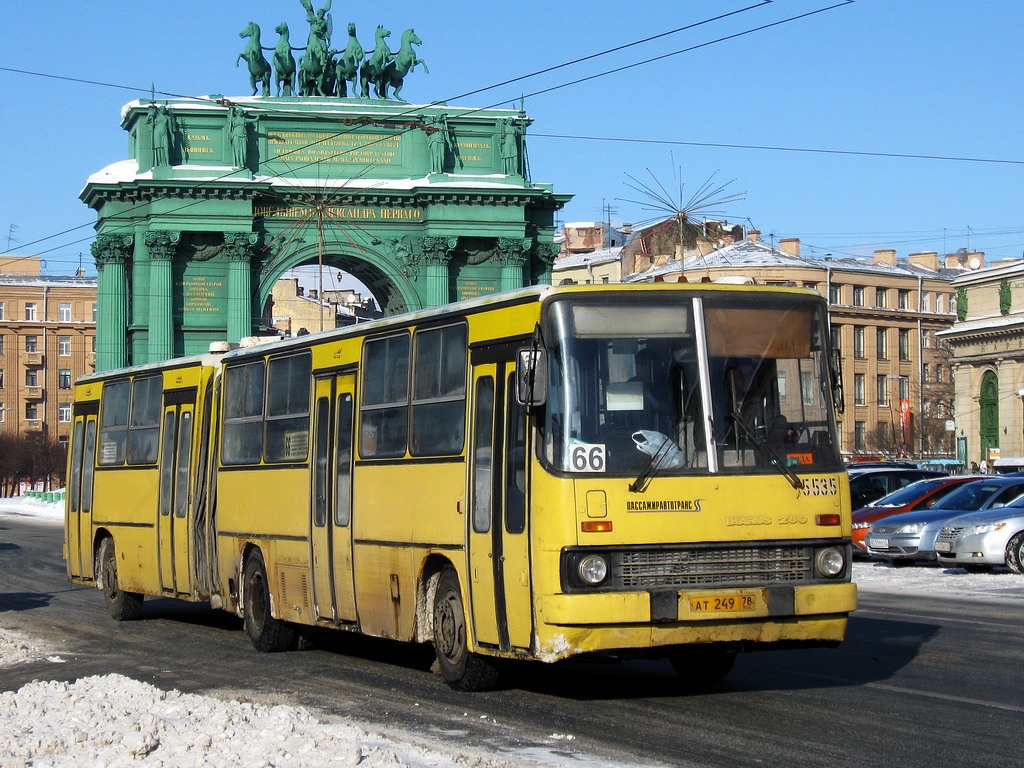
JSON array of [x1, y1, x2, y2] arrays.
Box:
[[851, 522, 871, 530], [897, 522, 926, 534], [969, 522, 1006, 535], [577, 554, 609, 586], [815, 547, 846, 577]]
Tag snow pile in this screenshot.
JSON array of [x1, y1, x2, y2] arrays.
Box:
[[0, 669, 542, 768]]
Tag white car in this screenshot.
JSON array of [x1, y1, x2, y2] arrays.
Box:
[[933, 507, 1024, 574]]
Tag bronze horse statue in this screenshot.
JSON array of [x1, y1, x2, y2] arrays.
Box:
[[372, 28, 428, 101], [237, 22, 271, 97], [334, 22, 364, 98], [269, 22, 297, 97]]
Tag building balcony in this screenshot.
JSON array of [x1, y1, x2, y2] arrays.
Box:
[[22, 420, 43, 433], [24, 387, 44, 400], [24, 352, 43, 366]]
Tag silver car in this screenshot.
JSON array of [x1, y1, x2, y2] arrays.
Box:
[[934, 505, 1024, 574], [865, 477, 1024, 565]]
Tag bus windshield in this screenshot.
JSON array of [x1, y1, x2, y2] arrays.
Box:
[[538, 292, 842, 477]]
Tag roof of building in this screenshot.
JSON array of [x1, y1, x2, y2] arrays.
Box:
[[624, 237, 965, 283], [0, 274, 97, 288], [553, 246, 622, 270]]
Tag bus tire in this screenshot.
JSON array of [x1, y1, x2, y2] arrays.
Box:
[[432, 567, 499, 691], [96, 536, 143, 621], [668, 646, 738, 690], [242, 549, 298, 653]]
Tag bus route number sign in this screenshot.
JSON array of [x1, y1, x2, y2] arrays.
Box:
[[569, 442, 607, 473]]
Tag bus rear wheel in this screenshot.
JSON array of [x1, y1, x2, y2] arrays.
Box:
[[242, 549, 298, 652], [432, 567, 499, 691], [668, 646, 738, 690], [96, 536, 143, 621]]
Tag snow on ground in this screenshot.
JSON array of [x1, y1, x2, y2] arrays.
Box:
[[1, 497, 1021, 766]]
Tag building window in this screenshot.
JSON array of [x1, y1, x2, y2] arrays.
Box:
[[853, 326, 865, 358], [25, 336, 37, 353], [830, 325, 841, 352], [829, 284, 842, 304], [59, 402, 71, 423], [0, 404, 5, 422], [853, 286, 865, 306], [24, 303, 37, 322], [876, 288, 888, 308], [898, 329, 910, 361], [936, 365, 943, 384], [803, 282, 818, 292], [92, 303, 98, 322], [876, 328, 888, 360], [25, 369, 38, 387], [58, 336, 71, 356], [0, 336, 5, 355], [877, 375, 889, 406], [898, 289, 910, 310], [855, 421, 866, 452], [854, 373, 865, 406], [899, 376, 909, 400], [25, 402, 38, 420], [0, 302, 5, 320], [922, 329, 930, 348], [0, 370, 4, 389], [59, 369, 72, 389], [923, 363, 929, 384], [922, 292, 931, 313], [59, 303, 71, 322]]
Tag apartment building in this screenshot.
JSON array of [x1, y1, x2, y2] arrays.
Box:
[[0, 256, 97, 446]]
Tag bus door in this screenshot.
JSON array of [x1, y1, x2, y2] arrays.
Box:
[[468, 364, 532, 651], [158, 391, 196, 595], [66, 407, 98, 580], [310, 374, 357, 624]]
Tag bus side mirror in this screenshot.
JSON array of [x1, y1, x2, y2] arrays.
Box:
[[516, 347, 547, 407]]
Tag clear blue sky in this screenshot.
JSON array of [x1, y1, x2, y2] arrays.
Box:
[[3, 0, 1023, 277]]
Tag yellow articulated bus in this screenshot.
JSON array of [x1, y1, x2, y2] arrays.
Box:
[[66, 283, 856, 691]]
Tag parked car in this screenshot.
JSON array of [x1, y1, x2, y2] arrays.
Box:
[[851, 475, 983, 556], [865, 477, 1024, 565], [934, 503, 1024, 574], [848, 466, 947, 510]]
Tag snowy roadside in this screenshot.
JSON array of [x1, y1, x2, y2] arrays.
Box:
[[2, 497, 1021, 766]]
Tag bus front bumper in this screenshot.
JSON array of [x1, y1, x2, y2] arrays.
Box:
[[533, 582, 857, 659]]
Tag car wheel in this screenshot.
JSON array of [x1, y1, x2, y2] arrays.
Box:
[[1004, 531, 1024, 575], [96, 536, 144, 621]]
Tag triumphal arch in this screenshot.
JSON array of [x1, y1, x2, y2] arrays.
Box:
[[81, 13, 569, 370]]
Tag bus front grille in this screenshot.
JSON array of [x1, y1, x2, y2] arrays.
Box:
[[614, 545, 812, 588]]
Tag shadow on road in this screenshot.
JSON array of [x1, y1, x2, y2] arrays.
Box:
[[0, 591, 53, 611]]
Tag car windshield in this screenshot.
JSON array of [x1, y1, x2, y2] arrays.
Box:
[[870, 478, 945, 507], [933, 482, 1006, 511]]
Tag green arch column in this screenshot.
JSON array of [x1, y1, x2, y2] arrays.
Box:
[[420, 236, 458, 307], [90, 233, 134, 371], [497, 237, 532, 291], [225, 232, 259, 342], [144, 231, 179, 362]]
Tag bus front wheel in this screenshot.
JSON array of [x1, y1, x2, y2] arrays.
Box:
[[96, 536, 143, 621], [242, 549, 298, 652], [432, 567, 499, 691], [668, 646, 738, 690]]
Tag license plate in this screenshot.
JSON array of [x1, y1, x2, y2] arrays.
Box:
[[868, 537, 889, 549], [689, 594, 756, 613], [935, 541, 952, 552]]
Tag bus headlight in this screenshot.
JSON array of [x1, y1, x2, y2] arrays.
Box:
[[815, 547, 846, 578], [578, 554, 609, 586]]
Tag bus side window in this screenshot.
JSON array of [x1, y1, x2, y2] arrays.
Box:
[[505, 380, 527, 535]]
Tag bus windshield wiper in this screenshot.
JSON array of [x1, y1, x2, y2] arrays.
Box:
[[629, 432, 677, 494], [731, 411, 804, 491]]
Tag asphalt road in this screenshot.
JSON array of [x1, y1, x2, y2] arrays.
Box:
[[2, 518, 1023, 768]]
